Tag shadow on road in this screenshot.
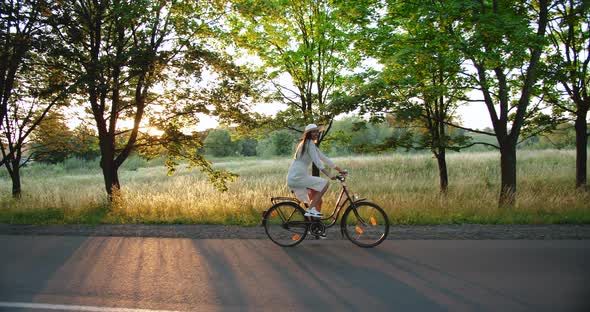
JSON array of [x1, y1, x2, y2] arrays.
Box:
[[191, 240, 447, 311], [0, 236, 89, 303], [2, 237, 589, 312]]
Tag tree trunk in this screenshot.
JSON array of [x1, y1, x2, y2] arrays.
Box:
[[435, 148, 448, 194], [312, 140, 321, 177], [99, 138, 120, 198], [499, 143, 517, 207], [574, 110, 588, 188], [9, 160, 21, 198], [312, 163, 320, 177], [101, 158, 120, 198]]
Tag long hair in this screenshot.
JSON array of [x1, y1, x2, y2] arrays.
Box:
[[293, 132, 315, 159]]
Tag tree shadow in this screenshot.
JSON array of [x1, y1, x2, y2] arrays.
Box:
[[190, 239, 348, 311], [2, 236, 214, 310], [190, 239, 438, 311], [281, 242, 448, 311], [365, 243, 537, 311], [4, 237, 585, 311], [0, 235, 89, 303]]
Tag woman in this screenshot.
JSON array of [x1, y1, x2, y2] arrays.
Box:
[[287, 123, 347, 218]]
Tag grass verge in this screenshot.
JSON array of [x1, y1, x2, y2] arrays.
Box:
[[0, 150, 589, 225]]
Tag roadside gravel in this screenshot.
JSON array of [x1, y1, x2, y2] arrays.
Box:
[[1, 224, 590, 239]]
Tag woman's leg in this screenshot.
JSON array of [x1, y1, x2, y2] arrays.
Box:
[[308, 189, 322, 211], [309, 184, 328, 212]]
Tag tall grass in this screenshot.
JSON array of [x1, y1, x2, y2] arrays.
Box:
[[0, 150, 588, 225]]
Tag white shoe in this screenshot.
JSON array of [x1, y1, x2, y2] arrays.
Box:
[[304, 207, 323, 217]]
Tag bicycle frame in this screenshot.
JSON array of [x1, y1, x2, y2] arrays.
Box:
[[269, 175, 366, 229], [265, 174, 389, 246]]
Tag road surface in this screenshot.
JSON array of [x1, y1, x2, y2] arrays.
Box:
[[0, 236, 588, 311]]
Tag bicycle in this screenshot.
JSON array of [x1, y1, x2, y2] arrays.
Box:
[[261, 173, 389, 248]]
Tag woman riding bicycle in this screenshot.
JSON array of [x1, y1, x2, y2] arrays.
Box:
[[287, 123, 347, 219]]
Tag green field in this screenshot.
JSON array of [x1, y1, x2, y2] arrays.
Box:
[[0, 149, 589, 225]]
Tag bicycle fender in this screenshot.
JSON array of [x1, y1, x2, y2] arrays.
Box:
[[261, 201, 303, 227], [260, 210, 268, 227]]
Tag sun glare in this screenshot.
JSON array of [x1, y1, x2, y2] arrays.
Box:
[[146, 127, 164, 137]]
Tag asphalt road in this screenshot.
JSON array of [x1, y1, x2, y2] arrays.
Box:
[[0, 236, 589, 312]]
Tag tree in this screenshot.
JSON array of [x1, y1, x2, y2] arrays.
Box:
[[0, 69, 73, 197], [30, 113, 100, 163], [320, 117, 394, 154], [230, 0, 361, 174], [237, 137, 258, 156], [29, 112, 73, 164], [544, 0, 590, 188], [0, 0, 75, 197], [256, 129, 299, 157], [537, 122, 577, 149], [448, 0, 550, 206], [204, 129, 235, 157], [349, 0, 474, 193], [48, 0, 253, 197], [270, 129, 298, 156], [70, 123, 100, 161], [0, 1, 43, 171], [0, 0, 42, 134]]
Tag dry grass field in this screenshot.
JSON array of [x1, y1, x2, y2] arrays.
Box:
[[1, 149, 589, 225]]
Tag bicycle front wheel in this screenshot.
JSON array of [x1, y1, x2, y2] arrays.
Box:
[[342, 202, 389, 248], [263, 202, 308, 247]]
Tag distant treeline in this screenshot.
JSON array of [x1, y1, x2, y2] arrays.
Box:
[[203, 118, 581, 158], [29, 116, 580, 163]]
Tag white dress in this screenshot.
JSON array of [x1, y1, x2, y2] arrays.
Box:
[[287, 140, 336, 203]]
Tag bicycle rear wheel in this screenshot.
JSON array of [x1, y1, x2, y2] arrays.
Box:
[[263, 202, 308, 247], [342, 202, 389, 248]]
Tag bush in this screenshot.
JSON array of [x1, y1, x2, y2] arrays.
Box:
[[204, 129, 237, 157], [256, 129, 299, 157]]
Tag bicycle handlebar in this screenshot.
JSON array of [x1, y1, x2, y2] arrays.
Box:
[[335, 171, 348, 182]]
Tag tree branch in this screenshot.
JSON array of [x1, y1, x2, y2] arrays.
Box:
[[419, 112, 496, 136], [456, 142, 500, 150]]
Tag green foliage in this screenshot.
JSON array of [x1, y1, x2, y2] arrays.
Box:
[[29, 113, 72, 164], [353, 0, 472, 153], [322, 116, 469, 154], [271, 130, 299, 156], [543, 0, 590, 110], [0, 0, 79, 197], [256, 129, 299, 157], [323, 117, 392, 154], [237, 137, 258, 156], [138, 124, 238, 192], [31, 113, 100, 164], [203, 128, 260, 157], [204, 129, 236, 157], [228, 0, 362, 137], [537, 0, 589, 190], [2, 0, 584, 201], [536, 123, 577, 149], [44, 0, 259, 195], [197, 118, 577, 158]]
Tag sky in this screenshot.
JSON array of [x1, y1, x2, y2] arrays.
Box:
[[456, 102, 493, 130], [195, 56, 496, 131], [195, 101, 494, 131], [73, 90, 494, 133]]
